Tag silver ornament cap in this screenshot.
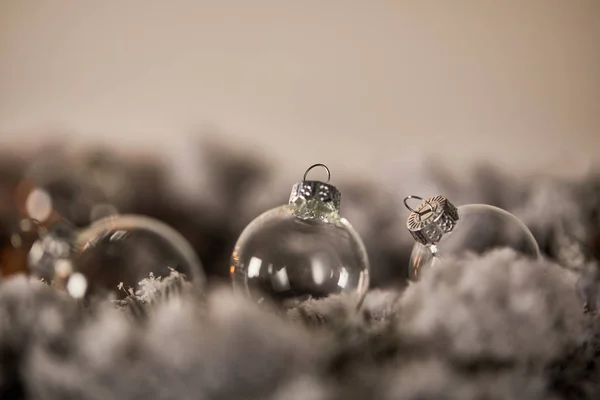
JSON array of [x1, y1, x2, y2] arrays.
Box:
[[405, 195, 459, 245], [289, 164, 341, 214]]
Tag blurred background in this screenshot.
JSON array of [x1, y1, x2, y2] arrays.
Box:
[[0, 0, 599, 289], [1, 0, 599, 178]]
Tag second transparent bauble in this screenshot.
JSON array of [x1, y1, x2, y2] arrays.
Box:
[[29, 214, 205, 300], [231, 164, 370, 309], [406, 195, 541, 281]]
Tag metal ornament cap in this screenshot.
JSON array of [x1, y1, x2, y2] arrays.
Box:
[[289, 164, 342, 213], [288, 164, 341, 220], [405, 195, 459, 245], [289, 180, 341, 211]]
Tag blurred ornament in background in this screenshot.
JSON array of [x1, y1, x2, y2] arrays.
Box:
[[0, 145, 206, 299], [1, 147, 109, 281], [405, 195, 541, 281], [26, 214, 205, 300], [231, 164, 370, 310], [68, 214, 205, 300]]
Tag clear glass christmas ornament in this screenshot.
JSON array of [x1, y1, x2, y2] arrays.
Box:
[[28, 214, 205, 300], [405, 195, 541, 281], [230, 164, 370, 310]]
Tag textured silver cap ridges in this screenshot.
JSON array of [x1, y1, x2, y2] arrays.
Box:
[[289, 180, 341, 212], [406, 195, 459, 245]]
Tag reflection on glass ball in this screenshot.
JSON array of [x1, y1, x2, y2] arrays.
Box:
[[69, 214, 204, 300], [231, 204, 369, 309], [409, 204, 541, 281]]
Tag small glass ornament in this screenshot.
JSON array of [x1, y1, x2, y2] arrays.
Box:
[[28, 214, 205, 300], [405, 195, 541, 281], [230, 164, 370, 310]]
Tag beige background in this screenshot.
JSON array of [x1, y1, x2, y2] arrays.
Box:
[[0, 0, 599, 181]]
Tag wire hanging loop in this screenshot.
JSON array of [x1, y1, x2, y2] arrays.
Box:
[[404, 195, 436, 221], [303, 163, 331, 183]]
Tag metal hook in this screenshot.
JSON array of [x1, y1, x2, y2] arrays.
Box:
[[303, 163, 331, 183], [404, 195, 436, 220]]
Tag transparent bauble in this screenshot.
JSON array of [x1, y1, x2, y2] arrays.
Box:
[[231, 165, 370, 310], [28, 214, 205, 300], [408, 203, 541, 281]]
